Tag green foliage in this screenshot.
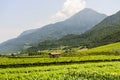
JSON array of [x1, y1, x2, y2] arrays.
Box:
[[1, 55, 120, 68], [0, 62, 120, 80], [85, 42, 120, 55]]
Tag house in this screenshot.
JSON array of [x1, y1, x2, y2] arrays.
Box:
[[49, 52, 61, 58], [79, 48, 88, 52]]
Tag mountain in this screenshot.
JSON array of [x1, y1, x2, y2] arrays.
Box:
[[27, 10, 120, 51], [82, 10, 120, 47], [19, 29, 37, 37], [0, 8, 107, 54]]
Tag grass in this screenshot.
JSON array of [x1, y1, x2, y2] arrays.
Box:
[[87, 42, 120, 54], [1, 55, 120, 68], [0, 42, 120, 79], [0, 62, 120, 80], [71, 42, 120, 56]]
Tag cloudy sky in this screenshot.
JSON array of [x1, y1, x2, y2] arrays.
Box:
[[0, 0, 120, 43]]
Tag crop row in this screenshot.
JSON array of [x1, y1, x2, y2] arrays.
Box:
[[0, 62, 120, 80], [0, 55, 120, 68]]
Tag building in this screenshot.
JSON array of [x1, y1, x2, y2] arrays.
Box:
[[49, 52, 61, 58]]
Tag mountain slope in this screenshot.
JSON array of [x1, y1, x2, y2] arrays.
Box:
[[88, 42, 120, 53], [0, 8, 107, 54], [19, 29, 37, 37], [65, 10, 120, 47], [28, 10, 120, 51], [82, 10, 120, 47]]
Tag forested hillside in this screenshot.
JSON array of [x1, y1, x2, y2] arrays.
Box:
[[27, 10, 120, 52]]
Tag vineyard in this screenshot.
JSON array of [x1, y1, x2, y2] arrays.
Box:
[[0, 43, 120, 79], [0, 1, 120, 79], [0, 55, 120, 68], [0, 62, 120, 80]]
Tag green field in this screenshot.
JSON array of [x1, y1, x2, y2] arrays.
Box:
[[0, 62, 120, 80], [0, 55, 120, 80], [0, 42, 120, 80], [0, 55, 120, 68], [86, 42, 120, 55]]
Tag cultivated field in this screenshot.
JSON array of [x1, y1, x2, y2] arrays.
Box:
[[0, 62, 120, 80], [0, 55, 120, 68], [0, 42, 120, 80]]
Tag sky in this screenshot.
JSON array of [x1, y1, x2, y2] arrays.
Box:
[[0, 0, 120, 43]]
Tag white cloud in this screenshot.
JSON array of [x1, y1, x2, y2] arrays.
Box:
[[33, 0, 86, 28], [32, 0, 86, 28], [50, 0, 86, 23], [0, 0, 86, 43]]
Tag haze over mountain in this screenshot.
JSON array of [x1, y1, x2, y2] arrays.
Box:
[[31, 10, 120, 51], [0, 8, 107, 54]]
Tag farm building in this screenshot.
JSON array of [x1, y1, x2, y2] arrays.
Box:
[[49, 52, 61, 58]]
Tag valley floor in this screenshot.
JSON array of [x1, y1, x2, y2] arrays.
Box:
[[0, 55, 120, 80], [0, 61, 120, 80]]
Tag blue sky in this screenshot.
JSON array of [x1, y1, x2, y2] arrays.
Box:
[[0, 0, 120, 43]]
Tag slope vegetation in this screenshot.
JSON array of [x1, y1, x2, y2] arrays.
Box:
[[28, 10, 120, 52]]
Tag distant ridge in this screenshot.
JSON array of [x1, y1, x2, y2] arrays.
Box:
[[27, 10, 120, 51], [0, 8, 107, 54]]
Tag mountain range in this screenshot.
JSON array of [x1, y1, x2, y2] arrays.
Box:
[[0, 8, 107, 54], [27, 10, 120, 52]]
